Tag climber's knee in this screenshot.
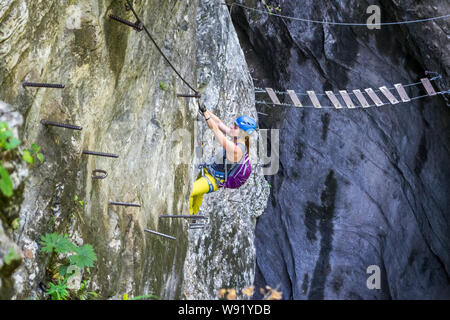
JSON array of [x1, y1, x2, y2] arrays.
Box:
[[189, 193, 204, 215], [188, 171, 219, 215], [191, 176, 211, 197]]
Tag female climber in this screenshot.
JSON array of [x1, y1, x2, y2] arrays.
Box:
[[189, 103, 258, 215]]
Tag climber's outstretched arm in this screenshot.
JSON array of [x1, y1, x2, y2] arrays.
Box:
[[205, 118, 242, 163], [203, 110, 232, 135]]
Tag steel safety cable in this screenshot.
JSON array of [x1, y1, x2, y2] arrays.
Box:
[[224, 2, 450, 26], [126, 0, 199, 95]]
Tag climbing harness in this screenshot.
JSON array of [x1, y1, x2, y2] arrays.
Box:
[[198, 165, 221, 193], [199, 142, 252, 190]]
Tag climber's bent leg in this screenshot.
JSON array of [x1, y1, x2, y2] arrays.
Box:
[[189, 172, 219, 215]]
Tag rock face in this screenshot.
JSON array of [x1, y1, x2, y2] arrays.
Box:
[[0, 0, 268, 300], [231, 0, 450, 299], [1, 0, 198, 299], [3, 0, 448, 301], [183, 0, 269, 300]]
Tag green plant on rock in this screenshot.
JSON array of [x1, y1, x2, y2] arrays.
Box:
[[0, 121, 44, 198], [0, 121, 21, 197], [4, 248, 20, 265], [0, 122, 21, 151], [73, 195, 84, 207], [77, 280, 98, 300], [40, 233, 76, 254], [22, 143, 44, 165], [68, 244, 97, 269], [72, 195, 85, 224], [47, 278, 70, 301], [11, 218, 20, 230], [40, 232, 97, 271], [262, 1, 281, 15], [0, 166, 13, 197], [40, 232, 97, 300]]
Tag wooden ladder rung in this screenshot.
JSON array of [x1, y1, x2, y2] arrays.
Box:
[[365, 88, 384, 107], [265, 88, 281, 105], [339, 90, 356, 109], [352, 90, 371, 108], [325, 91, 343, 109], [307, 90, 322, 108]]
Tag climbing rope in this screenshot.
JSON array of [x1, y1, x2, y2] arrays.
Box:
[[125, 0, 199, 95], [224, 2, 450, 26]]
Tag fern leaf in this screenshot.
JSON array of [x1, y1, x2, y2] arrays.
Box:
[[70, 244, 97, 269]]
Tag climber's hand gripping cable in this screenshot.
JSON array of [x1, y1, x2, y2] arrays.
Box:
[[197, 102, 241, 162], [198, 102, 214, 129], [199, 102, 208, 116], [198, 101, 231, 133]]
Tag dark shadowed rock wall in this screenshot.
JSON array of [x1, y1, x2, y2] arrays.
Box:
[[231, 0, 450, 299]]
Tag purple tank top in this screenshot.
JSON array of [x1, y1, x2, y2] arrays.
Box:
[[222, 153, 252, 189]]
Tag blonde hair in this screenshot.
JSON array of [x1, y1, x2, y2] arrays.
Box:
[[245, 135, 250, 154]]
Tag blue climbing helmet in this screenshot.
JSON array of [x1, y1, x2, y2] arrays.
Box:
[[235, 116, 257, 135]]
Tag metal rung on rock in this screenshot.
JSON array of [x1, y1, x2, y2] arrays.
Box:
[[109, 201, 141, 207], [22, 82, 64, 89], [41, 120, 82, 130], [177, 93, 201, 98], [190, 224, 205, 229], [144, 229, 176, 240], [159, 215, 207, 220], [82, 150, 119, 158], [108, 14, 143, 31], [92, 169, 108, 180]]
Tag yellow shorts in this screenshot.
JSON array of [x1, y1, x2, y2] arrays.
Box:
[[189, 169, 223, 215]]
